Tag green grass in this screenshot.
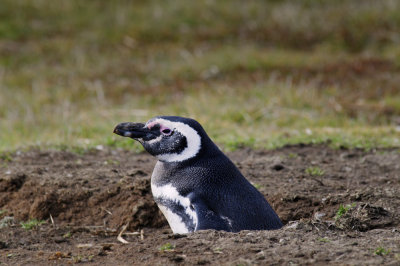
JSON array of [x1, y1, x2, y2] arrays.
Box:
[[1, 1, 400, 152], [72, 255, 94, 263], [374, 247, 391, 256], [0, 152, 13, 162], [305, 167, 325, 176], [317, 237, 330, 243], [20, 219, 46, 230], [159, 243, 175, 252], [335, 203, 356, 220], [252, 183, 262, 190], [63, 232, 72, 239]]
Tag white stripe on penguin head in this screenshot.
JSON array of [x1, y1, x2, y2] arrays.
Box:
[[145, 118, 201, 162]]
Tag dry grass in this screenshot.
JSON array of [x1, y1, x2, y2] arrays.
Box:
[[1, 0, 400, 151]]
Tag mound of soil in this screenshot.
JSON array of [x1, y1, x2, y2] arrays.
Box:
[[0, 149, 166, 232], [0, 144, 399, 265]]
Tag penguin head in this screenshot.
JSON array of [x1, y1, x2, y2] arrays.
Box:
[[114, 116, 212, 162]]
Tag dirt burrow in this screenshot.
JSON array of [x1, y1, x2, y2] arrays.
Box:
[[0, 144, 399, 265]]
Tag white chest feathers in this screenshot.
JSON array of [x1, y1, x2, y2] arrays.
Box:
[[151, 182, 198, 234]]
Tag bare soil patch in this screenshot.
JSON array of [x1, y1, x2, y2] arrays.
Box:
[[1, 144, 399, 265]]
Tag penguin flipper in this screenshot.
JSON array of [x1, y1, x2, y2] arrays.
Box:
[[188, 193, 231, 232]]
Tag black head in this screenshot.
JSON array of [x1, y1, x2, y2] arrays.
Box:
[[114, 116, 216, 162]]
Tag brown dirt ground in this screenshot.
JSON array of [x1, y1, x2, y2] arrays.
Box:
[[0, 144, 399, 265]]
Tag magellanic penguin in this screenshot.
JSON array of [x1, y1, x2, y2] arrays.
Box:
[[113, 116, 282, 233]]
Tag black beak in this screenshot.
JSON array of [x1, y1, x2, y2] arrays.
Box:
[[113, 122, 149, 139]]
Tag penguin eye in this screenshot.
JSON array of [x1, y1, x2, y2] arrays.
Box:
[[161, 128, 172, 136]]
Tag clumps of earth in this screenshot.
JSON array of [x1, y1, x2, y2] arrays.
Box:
[[0, 144, 399, 265], [335, 203, 393, 232]]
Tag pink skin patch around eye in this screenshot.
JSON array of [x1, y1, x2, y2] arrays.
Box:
[[147, 122, 157, 129], [147, 122, 171, 134], [160, 125, 171, 132]]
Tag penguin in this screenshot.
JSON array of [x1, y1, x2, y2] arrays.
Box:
[[113, 116, 282, 233]]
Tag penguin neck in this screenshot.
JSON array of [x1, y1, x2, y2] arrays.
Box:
[[151, 137, 223, 185], [180, 135, 223, 165], [160, 141, 221, 166]]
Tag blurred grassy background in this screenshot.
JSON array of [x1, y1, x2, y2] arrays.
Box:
[[1, 0, 400, 152]]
